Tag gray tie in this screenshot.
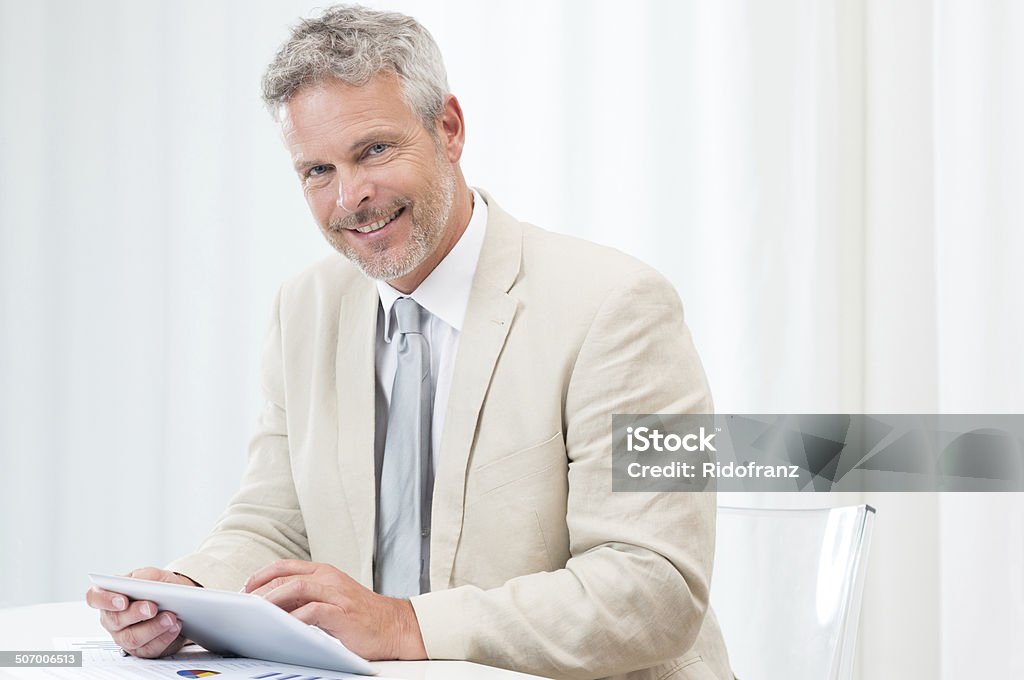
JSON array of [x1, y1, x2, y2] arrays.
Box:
[[375, 297, 433, 597]]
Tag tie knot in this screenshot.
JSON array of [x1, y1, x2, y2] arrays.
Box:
[[393, 297, 425, 335]]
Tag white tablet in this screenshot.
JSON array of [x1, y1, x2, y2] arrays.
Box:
[[89, 573, 376, 676]]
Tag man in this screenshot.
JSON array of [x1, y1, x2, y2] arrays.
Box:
[[86, 6, 733, 679]]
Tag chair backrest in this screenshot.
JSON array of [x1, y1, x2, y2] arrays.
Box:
[[711, 504, 875, 680]]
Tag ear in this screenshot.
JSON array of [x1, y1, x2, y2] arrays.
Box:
[[435, 94, 466, 163]]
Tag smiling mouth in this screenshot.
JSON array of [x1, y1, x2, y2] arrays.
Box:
[[352, 207, 405, 234]]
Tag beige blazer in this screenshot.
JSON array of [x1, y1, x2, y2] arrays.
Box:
[[168, 190, 733, 680]]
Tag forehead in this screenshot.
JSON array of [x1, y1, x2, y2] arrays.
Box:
[[280, 73, 420, 152]]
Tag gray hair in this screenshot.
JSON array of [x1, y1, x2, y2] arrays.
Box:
[[261, 4, 450, 130]]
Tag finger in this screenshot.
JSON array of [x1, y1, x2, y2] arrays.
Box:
[[102, 600, 160, 634], [126, 617, 184, 659], [260, 578, 332, 612], [116, 612, 180, 653], [249, 571, 327, 598], [127, 567, 179, 583], [85, 586, 128, 612], [248, 574, 295, 598], [244, 560, 317, 593], [291, 601, 337, 631]]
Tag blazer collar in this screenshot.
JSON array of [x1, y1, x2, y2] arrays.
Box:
[[468, 187, 522, 295], [430, 188, 523, 589], [334, 275, 380, 587]]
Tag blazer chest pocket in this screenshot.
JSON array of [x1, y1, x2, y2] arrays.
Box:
[[467, 431, 565, 500]]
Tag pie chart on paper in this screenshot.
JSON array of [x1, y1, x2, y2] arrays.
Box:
[[176, 671, 220, 678]]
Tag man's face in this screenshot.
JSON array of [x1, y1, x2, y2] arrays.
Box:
[[281, 74, 456, 288]]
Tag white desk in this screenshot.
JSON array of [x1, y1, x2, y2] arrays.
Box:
[[0, 602, 547, 679]]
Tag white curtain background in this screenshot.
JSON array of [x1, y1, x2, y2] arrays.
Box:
[[1, 1, 1021, 678]]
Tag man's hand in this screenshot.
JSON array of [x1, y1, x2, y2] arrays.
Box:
[[85, 567, 195, 658], [244, 560, 427, 661]]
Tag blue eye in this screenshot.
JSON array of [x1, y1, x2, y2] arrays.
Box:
[[366, 143, 389, 156], [308, 165, 331, 177]]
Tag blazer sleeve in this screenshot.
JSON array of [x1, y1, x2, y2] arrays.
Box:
[[166, 288, 311, 590], [410, 268, 716, 679]]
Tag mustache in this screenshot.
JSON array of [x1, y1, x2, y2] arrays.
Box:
[[329, 200, 409, 231]]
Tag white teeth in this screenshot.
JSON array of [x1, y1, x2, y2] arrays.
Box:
[[355, 209, 401, 233]]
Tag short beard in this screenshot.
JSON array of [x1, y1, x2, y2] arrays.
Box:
[[328, 152, 456, 283]]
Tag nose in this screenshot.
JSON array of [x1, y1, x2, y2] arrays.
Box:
[[336, 167, 374, 214]]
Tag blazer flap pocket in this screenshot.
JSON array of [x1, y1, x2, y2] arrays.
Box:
[[468, 431, 564, 498]]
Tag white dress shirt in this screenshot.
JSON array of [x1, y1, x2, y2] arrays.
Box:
[[374, 189, 488, 472]]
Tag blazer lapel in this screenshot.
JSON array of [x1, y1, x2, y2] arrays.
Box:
[[431, 190, 522, 589], [335, 278, 379, 587]]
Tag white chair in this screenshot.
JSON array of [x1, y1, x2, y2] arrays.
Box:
[[711, 504, 875, 680]]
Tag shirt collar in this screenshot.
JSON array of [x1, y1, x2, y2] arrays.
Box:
[[378, 188, 488, 341]]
